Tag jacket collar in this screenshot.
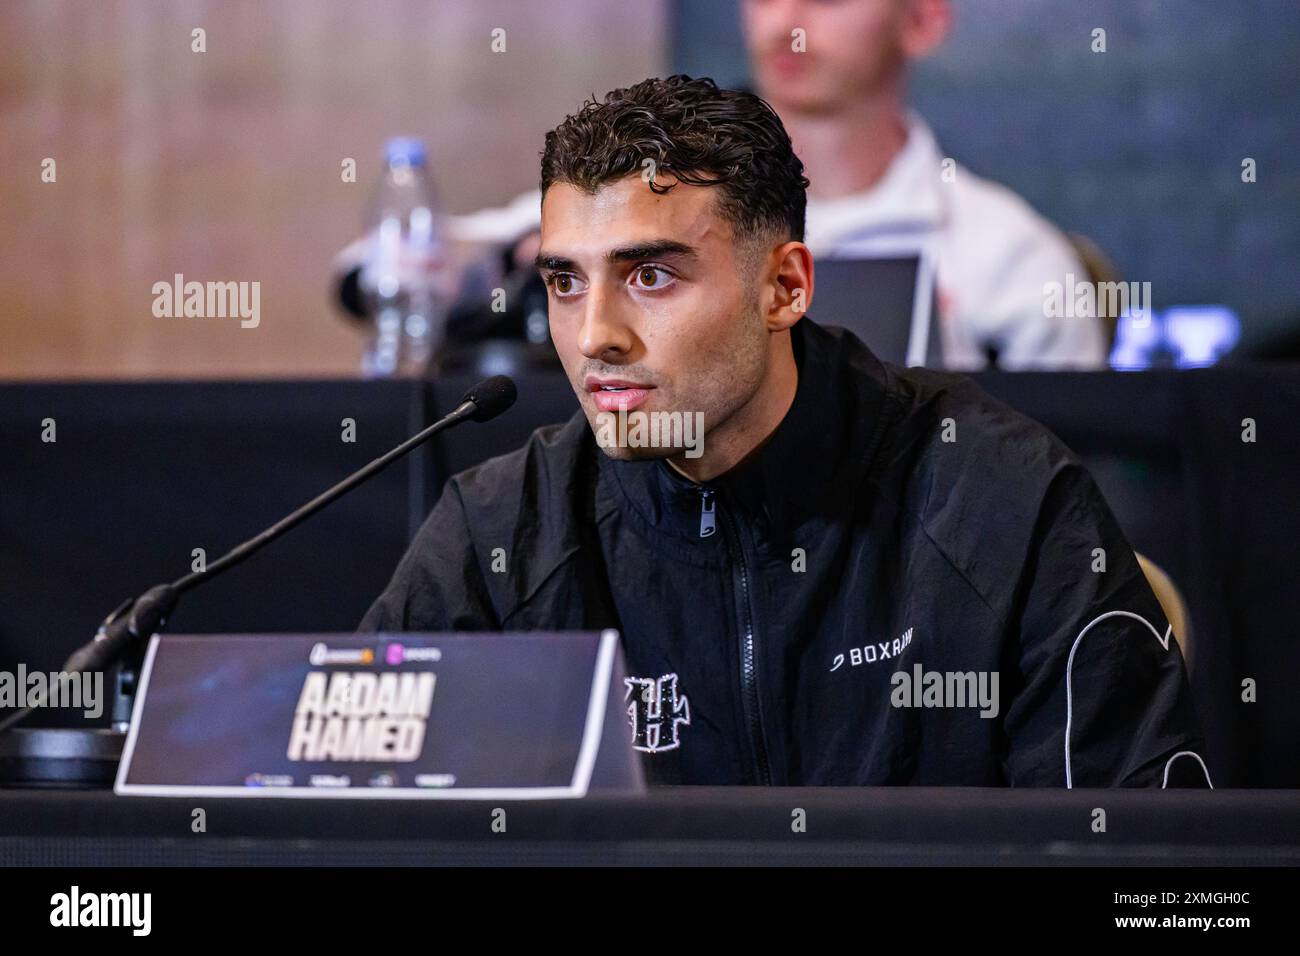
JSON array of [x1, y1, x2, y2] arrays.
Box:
[[602, 319, 891, 541]]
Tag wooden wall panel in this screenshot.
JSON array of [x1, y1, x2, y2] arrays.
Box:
[[0, 0, 667, 379]]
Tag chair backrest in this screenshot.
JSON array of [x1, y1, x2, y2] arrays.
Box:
[[1136, 552, 1194, 675], [1067, 232, 1121, 352]]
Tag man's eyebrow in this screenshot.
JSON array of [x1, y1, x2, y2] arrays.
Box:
[[534, 240, 699, 273], [605, 240, 698, 264], [534, 253, 577, 272]]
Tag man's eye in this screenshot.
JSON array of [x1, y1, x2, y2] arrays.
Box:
[[547, 273, 583, 296], [632, 266, 675, 290]]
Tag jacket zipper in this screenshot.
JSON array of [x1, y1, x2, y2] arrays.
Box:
[[698, 488, 717, 537], [699, 487, 772, 785]]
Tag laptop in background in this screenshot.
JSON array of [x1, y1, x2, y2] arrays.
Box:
[[808, 253, 937, 366]]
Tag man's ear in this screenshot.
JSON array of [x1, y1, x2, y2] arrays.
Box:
[[899, 0, 951, 60], [764, 241, 814, 332]]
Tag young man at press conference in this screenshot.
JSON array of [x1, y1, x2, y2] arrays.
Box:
[[361, 75, 1210, 789]]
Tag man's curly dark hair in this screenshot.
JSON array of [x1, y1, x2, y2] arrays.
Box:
[[540, 75, 809, 246]]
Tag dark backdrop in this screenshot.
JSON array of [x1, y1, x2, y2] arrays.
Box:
[[2, 366, 1297, 786]]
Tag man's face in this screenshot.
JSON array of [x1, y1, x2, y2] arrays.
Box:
[[742, 0, 912, 113], [538, 174, 769, 463]]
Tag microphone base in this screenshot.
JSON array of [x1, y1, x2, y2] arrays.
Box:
[[0, 728, 124, 789]]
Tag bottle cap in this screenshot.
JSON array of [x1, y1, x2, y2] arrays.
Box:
[[384, 137, 427, 168]]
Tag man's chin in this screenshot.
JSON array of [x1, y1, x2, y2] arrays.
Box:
[[582, 404, 710, 464], [591, 441, 676, 463]]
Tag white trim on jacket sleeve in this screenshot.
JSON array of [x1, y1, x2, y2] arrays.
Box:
[[1063, 609, 1211, 788]]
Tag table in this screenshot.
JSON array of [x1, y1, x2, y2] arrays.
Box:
[[1, 787, 1297, 866]]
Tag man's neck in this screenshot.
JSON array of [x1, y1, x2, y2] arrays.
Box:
[[777, 92, 909, 201], [667, 329, 799, 484]]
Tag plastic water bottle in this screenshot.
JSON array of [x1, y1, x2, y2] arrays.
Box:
[[360, 137, 451, 377]]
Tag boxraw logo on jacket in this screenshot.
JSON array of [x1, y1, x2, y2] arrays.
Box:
[[830, 627, 914, 672]]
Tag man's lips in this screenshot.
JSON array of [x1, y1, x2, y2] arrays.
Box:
[[765, 49, 811, 78], [585, 377, 655, 413]]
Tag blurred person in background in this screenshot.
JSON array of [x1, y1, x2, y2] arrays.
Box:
[[742, 0, 1105, 369], [337, 0, 1106, 371]]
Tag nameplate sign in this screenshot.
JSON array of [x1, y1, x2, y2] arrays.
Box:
[[115, 630, 643, 799]]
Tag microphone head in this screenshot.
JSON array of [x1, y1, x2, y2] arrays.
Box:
[[460, 375, 518, 422]]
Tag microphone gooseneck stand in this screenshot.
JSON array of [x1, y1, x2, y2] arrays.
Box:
[[0, 376, 518, 787]]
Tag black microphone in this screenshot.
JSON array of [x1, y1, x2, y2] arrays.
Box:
[[0, 375, 518, 735], [459, 374, 517, 422]]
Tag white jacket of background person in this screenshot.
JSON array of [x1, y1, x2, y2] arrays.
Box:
[[802, 113, 1106, 370], [347, 113, 1107, 370]]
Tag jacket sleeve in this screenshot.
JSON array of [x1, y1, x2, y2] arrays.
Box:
[[1000, 463, 1211, 787], [357, 479, 501, 633]]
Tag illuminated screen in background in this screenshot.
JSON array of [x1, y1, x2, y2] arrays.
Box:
[[1110, 306, 1242, 370]]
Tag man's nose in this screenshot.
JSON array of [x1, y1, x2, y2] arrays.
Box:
[[577, 282, 635, 360]]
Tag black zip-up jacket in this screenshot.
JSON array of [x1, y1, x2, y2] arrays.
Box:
[[360, 319, 1211, 788]]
